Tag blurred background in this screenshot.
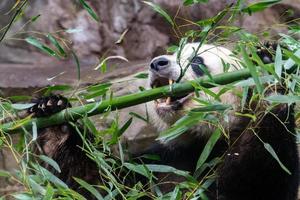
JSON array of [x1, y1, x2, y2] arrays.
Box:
[[0, 0, 299, 93]]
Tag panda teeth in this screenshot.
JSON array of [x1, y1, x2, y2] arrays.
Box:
[[166, 97, 171, 105]]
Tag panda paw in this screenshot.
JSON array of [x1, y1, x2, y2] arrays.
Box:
[[28, 95, 71, 117], [256, 41, 277, 64]]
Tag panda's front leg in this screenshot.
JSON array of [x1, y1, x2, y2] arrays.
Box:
[[27, 95, 71, 117], [217, 104, 299, 200], [28, 95, 99, 197]]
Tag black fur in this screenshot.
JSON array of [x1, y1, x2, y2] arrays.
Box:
[[29, 96, 99, 198], [136, 95, 299, 200], [28, 44, 299, 199], [191, 56, 206, 76]]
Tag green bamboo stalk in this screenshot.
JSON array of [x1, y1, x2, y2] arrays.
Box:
[[0, 69, 251, 133]]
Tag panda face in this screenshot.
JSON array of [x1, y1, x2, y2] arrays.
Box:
[[148, 43, 242, 131]]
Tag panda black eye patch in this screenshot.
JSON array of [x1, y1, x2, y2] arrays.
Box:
[[191, 56, 206, 76]]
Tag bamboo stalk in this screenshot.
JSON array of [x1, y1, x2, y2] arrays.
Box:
[[0, 69, 251, 133]]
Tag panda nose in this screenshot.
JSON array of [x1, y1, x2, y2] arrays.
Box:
[[150, 57, 169, 71]]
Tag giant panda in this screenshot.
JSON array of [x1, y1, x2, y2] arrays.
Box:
[[133, 43, 299, 200], [26, 43, 299, 200]]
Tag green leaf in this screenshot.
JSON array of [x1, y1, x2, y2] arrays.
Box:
[[263, 143, 291, 175], [0, 170, 10, 177], [158, 112, 204, 142], [32, 121, 37, 141], [30, 14, 41, 22], [12, 193, 33, 200], [129, 112, 148, 122], [134, 73, 148, 79], [87, 83, 112, 92], [43, 184, 54, 200], [11, 103, 35, 110], [145, 164, 194, 180], [265, 94, 300, 104], [47, 34, 66, 57], [274, 44, 282, 78], [8, 95, 32, 102], [170, 186, 182, 200], [78, 0, 99, 22], [195, 129, 222, 170], [183, 0, 209, 6], [83, 89, 109, 100], [71, 50, 81, 80], [166, 45, 179, 53], [31, 163, 68, 188], [74, 177, 104, 200], [28, 178, 46, 195], [241, 45, 263, 94], [44, 85, 72, 96], [283, 49, 300, 68], [190, 104, 231, 113], [110, 117, 132, 145], [123, 163, 153, 179], [283, 49, 300, 70], [143, 1, 174, 26], [39, 155, 61, 173], [25, 36, 58, 58], [242, 0, 281, 14]]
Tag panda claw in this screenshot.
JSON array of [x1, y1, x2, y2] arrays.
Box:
[[28, 95, 71, 117], [57, 100, 63, 106], [47, 100, 53, 106]]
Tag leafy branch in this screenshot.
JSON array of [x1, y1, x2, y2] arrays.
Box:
[[0, 69, 251, 133]]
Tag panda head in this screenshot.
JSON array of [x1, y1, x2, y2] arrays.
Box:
[[147, 43, 242, 133]]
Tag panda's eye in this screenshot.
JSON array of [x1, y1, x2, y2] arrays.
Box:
[[191, 56, 206, 76]]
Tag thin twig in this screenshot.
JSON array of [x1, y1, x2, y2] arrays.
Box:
[[0, 0, 28, 43]]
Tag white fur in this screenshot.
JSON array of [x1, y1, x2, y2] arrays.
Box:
[[147, 43, 242, 144]]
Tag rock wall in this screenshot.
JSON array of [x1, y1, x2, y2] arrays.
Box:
[[0, 0, 299, 65]]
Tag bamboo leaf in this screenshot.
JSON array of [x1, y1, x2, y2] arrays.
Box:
[[32, 121, 37, 141], [129, 112, 148, 122], [11, 103, 35, 110], [47, 34, 66, 57], [265, 94, 300, 104], [143, 1, 174, 26], [183, 0, 209, 6], [78, 0, 99, 22], [190, 104, 231, 113], [71, 50, 81, 80], [158, 112, 204, 142], [94, 56, 128, 70], [31, 163, 68, 188], [263, 143, 291, 175], [283, 49, 300, 70], [196, 128, 222, 170], [43, 184, 54, 200], [123, 163, 153, 179], [242, 0, 281, 14], [30, 14, 41, 22], [0, 170, 10, 177], [39, 155, 61, 173], [134, 73, 148, 79], [25, 36, 58, 58], [241, 45, 263, 94], [12, 194, 32, 200], [28, 178, 46, 195], [74, 177, 103, 200], [274, 44, 282, 78], [283, 49, 300, 68]]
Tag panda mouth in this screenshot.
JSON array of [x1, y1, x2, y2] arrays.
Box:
[[150, 77, 191, 109]]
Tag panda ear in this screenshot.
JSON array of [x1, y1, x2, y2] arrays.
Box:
[[191, 56, 206, 76]]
